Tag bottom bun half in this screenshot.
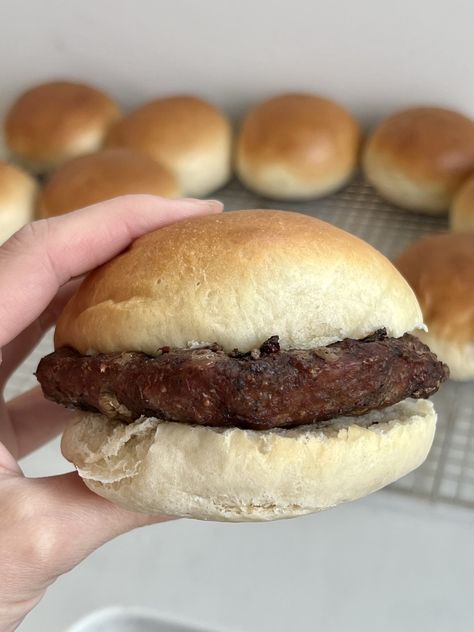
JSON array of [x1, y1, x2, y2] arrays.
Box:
[[61, 399, 436, 522]]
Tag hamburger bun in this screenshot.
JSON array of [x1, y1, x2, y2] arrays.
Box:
[[105, 96, 232, 196], [55, 210, 436, 521], [55, 210, 424, 354], [0, 160, 38, 243], [235, 94, 360, 200], [363, 107, 474, 214], [451, 174, 474, 232], [395, 233, 474, 380], [62, 399, 436, 522], [5, 81, 121, 174], [38, 149, 179, 218]]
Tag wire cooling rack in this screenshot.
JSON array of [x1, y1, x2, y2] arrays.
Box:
[[5, 176, 474, 509]]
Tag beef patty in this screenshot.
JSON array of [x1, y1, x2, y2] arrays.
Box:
[[36, 330, 448, 430]]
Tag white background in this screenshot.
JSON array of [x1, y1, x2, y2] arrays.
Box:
[[1, 0, 473, 124], [2, 2, 474, 630]]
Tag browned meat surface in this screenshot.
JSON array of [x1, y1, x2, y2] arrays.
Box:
[[35, 330, 448, 430]]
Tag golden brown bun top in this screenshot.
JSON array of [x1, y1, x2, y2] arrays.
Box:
[[38, 149, 180, 218], [365, 107, 474, 186], [5, 81, 121, 166], [236, 93, 360, 178], [396, 233, 474, 344], [55, 210, 423, 355], [105, 95, 230, 160], [451, 174, 474, 232]]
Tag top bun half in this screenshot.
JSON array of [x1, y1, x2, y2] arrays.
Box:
[[363, 107, 474, 213], [451, 174, 474, 232], [236, 94, 360, 200], [38, 149, 179, 218], [395, 232, 474, 346], [104, 95, 232, 197], [5, 81, 121, 173], [55, 210, 423, 354], [0, 160, 38, 243], [395, 232, 474, 380]]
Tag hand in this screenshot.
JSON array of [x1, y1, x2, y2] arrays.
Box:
[[0, 194, 223, 632]]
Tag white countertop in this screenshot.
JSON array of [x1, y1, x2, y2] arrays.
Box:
[[17, 437, 474, 632]]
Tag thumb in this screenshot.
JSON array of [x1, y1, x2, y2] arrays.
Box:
[[20, 472, 171, 584], [0, 471, 171, 630]]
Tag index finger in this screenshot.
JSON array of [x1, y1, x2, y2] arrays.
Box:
[[0, 195, 222, 348]]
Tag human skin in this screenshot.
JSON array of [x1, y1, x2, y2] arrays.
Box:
[[0, 194, 222, 631]]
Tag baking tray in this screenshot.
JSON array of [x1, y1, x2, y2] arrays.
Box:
[[5, 176, 474, 510]]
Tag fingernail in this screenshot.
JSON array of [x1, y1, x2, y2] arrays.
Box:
[[177, 199, 223, 214], [180, 197, 223, 207], [206, 200, 224, 211], [199, 199, 223, 212]]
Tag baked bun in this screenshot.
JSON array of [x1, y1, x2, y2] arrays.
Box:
[[363, 107, 474, 214], [61, 399, 436, 521], [55, 210, 423, 354], [0, 160, 38, 243], [105, 96, 232, 196], [5, 81, 121, 174], [235, 94, 360, 200], [38, 149, 179, 218], [451, 174, 474, 232], [396, 233, 474, 380]]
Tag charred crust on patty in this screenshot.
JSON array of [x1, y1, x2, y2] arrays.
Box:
[[36, 332, 448, 430]]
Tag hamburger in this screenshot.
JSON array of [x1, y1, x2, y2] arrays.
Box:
[[36, 210, 448, 521]]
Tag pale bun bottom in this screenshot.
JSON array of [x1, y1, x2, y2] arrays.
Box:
[[363, 156, 450, 214], [236, 161, 354, 200], [61, 399, 436, 522], [416, 330, 474, 381], [0, 203, 34, 244]]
